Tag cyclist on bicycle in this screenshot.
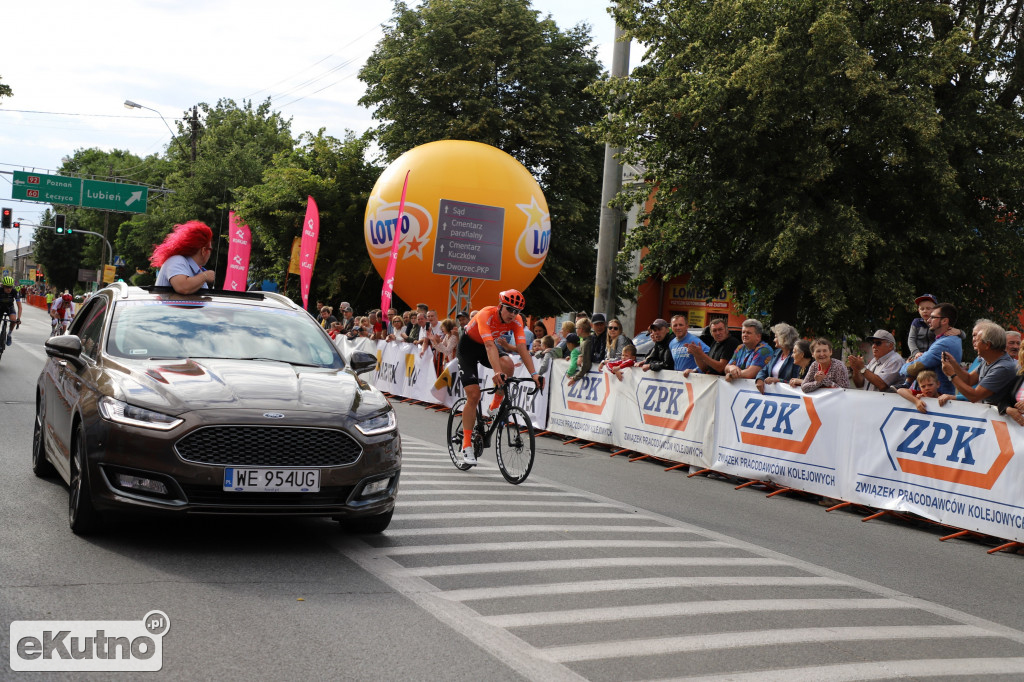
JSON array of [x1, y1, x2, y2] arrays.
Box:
[[51, 293, 75, 334], [1, 276, 23, 346], [457, 289, 541, 466]]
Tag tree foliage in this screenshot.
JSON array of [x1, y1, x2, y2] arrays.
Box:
[[232, 130, 382, 311], [359, 0, 606, 316], [594, 0, 1024, 337]]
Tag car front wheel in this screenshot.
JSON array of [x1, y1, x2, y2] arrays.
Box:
[[32, 409, 57, 478], [69, 428, 102, 535]]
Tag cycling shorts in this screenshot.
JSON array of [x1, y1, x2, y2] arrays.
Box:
[[0, 301, 16, 317], [456, 333, 493, 387]]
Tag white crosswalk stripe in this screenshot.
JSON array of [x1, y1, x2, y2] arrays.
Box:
[[335, 435, 1024, 681]]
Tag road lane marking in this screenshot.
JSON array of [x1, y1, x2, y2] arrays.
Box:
[[438, 576, 846, 602], [379, 539, 730, 555], [380, 525, 700, 537], [481, 598, 913, 628], [667, 657, 1024, 682], [541, 624, 997, 663], [404, 556, 787, 577]]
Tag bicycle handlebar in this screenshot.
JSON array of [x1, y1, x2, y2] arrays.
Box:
[[480, 375, 538, 396]]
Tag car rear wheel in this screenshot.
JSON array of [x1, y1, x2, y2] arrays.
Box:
[[69, 428, 102, 535], [32, 409, 57, 478], [339, 508, 393, 534]]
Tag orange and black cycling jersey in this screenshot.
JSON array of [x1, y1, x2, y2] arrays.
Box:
[[464, 305, 526, 346]]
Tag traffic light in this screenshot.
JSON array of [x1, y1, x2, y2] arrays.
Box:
[[1, 207, 11, 229], [12, 221, 20, 229], [55, 213, 66, 235]]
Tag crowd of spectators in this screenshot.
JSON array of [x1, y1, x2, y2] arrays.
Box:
[[323, 291, 1024, 424]]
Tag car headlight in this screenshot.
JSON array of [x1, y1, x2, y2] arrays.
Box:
[[99, 396, 183, 431], [354, 410, 396, 436]]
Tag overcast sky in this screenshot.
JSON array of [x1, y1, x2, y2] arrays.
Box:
[[1, 0, 621, 254]]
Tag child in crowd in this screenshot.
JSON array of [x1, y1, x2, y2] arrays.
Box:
[[897, 370, 952, 413], [565, 333, 581, 376], [907, 294, 937, 359], [797, 337, 850, 392], [602, 344, 638, 381]]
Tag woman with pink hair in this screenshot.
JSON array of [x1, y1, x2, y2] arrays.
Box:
[[151, 220, 217, 294]]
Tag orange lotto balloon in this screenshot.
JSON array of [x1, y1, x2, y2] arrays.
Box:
[[364, 140, 550, 315]]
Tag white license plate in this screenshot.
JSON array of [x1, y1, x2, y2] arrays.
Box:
[[223, 468, 320, 492]]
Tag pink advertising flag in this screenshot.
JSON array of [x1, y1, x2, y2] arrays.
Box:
[[299, 196, 320, 311], [224, 211, 252, 292], [380, 170, 410, 315]]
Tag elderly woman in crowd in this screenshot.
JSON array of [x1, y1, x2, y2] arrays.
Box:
[[431, 318, 459, 363], [796, 337, 850, 392], [754, 322, 801, 394]]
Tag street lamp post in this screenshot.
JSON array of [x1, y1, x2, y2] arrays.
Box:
[[123, 99, 192, 160]]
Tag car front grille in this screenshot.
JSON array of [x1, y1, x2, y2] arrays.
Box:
[[178, 485, 356, 507], [175, 426, 362, 467]]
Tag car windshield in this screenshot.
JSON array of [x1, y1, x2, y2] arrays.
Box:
[[106, 300, 345, 369]]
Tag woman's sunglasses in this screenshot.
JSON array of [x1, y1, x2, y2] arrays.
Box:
[[608, 325, 621, 330]]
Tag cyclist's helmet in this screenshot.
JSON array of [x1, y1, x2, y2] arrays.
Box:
[[1, 276, 14, 287], [498, 289, 526, 311], [62, 293, 73, 302]]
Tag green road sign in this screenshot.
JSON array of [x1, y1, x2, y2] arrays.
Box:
[[11, 171, 148, 214], [81, 179, 148, 214], [11, 171, 82, 205]]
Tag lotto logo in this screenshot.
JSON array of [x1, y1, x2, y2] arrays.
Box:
[[635, 378, 695, 431], [730, 390, 822, 454], [880, 408, 1014, 489]]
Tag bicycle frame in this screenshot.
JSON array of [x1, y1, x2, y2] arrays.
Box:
[[472, 380, 527, 449]]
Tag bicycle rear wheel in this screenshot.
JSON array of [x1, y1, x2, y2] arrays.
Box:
[[446, 398, 473, 471], [495, 407, 535, 484]]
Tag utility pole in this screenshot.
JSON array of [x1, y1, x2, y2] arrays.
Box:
[[102, 164, 112, 266], [190, 106, 199, 164], [593, 23, 630, 318]]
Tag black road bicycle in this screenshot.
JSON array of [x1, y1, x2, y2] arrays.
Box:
[[446, 376, 537, 484], [0, 312, 9, 363]]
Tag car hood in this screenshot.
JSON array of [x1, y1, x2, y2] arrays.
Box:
[[106, 358, 387, 416]]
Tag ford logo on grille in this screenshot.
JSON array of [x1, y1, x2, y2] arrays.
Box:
[[263, 412, 285, 419]]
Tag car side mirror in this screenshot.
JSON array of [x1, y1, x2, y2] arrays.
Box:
[[45, 334, 86, 368], [348, 351, 378, 375]]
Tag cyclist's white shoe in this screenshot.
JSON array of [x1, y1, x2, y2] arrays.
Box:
[[461, 447, 477, 466]]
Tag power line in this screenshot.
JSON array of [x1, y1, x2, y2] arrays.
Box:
[[0, 108, 179, 120]]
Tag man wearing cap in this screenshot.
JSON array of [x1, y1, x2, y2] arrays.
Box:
[[641, 319, 674, 372], [849, 330, 904, 391], [590, 313, 608, 364], [456, 310, 470, 336], [340, 305, 355, 333]]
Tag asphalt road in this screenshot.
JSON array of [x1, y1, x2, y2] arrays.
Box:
[[2, 303, 1023, 680]]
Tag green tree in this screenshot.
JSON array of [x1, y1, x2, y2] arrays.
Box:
[[32, 209, 84, 293], [359, 0, 606, 316], [233, 130, 382, 311], [119, 98, 295, 281], [0, 75, 12, 101], [594, 0, 1024, 337]]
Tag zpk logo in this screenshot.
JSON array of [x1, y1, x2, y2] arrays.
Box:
[[564, 372, 610, 414], [730, 390, 822, 453], [880, 408, 1014, 489], [635, 377, 695, 431]]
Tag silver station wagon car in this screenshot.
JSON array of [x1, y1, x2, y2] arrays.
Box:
[[33, 283, 400, 535]]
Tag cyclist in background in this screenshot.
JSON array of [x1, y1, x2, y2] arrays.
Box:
[[50, 293, 75, 335], [1, 276, 23, 346], [456, 289, 540, 466]]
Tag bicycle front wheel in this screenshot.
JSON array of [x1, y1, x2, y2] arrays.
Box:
[[495, 407, 535, 484], [446, 398, 473, 471]]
